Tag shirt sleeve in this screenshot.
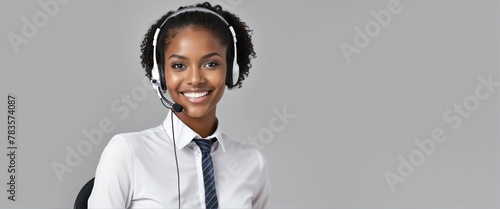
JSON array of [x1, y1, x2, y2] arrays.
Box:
[[88, 134, 134, 209], [252, 150, 270, 209]]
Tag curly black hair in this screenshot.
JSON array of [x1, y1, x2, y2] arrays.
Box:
[[140, 2, 256, 89]]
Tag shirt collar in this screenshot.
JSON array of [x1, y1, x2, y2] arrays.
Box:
[[162, 110, 226, 152]]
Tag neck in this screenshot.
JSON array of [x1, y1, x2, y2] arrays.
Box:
[[174, 109, 218, 138]]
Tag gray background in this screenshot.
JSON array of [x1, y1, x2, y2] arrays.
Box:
[[1, 0, 499, 208]]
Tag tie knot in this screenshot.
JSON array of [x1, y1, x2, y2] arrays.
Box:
[[193, 138, 217, 153]]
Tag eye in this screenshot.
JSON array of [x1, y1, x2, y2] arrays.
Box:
[[171, 63, 186, 70], [203, 61, 219, 68]]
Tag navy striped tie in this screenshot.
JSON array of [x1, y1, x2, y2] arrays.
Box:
[[193, 138, 219, 209]]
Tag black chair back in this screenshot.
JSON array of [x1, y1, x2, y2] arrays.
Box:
[[74, 177, 95, 209]]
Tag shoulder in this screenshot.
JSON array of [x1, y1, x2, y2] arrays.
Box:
[[113, 125, 164, 142], [101, 125, 164, 158], [107, 125, 164, 146]]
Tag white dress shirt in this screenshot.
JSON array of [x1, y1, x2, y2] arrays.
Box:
[[88, 110, 269, 209]]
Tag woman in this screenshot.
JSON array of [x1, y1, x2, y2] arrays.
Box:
[[88, 2, 269, 209]]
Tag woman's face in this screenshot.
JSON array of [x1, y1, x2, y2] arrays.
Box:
[[164, 27, 227, 118]]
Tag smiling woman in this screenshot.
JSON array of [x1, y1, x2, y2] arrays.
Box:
[[87, 2, 267, 209]]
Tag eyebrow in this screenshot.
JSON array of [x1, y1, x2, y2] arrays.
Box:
[[168, 52, 222, 60]]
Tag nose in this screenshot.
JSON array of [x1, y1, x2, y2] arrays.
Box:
[[186, 65, 205, 86]]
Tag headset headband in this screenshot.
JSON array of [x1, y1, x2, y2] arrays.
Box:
[[160, 7, 230, 28]]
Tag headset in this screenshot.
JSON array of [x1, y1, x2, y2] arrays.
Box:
[[150, 7, 239, 208], [151, 7, 240, 113]]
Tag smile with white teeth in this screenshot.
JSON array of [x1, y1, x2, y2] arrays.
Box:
[[183, 91, 209, 99]]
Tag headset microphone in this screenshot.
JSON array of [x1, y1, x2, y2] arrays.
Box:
[[152, 79, 184, 112], [171, 103, 183, 113]]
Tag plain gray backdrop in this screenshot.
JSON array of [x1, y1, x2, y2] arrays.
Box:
[[1, 0, 499, 208]]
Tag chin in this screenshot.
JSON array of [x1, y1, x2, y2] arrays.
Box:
[[182, 106, 216, 118]]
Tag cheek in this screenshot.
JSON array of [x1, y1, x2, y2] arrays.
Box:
[[164, 70, 182, 89], [210, 62, 228, 87], [210, 69, 227, 87]]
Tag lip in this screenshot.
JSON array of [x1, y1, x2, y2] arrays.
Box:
[[181, 90, 212, 104]]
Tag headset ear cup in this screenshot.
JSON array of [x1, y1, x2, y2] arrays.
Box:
[[226, 57, 233, 87], [226, 36, 239, 88], [232, 63, 239, 87], [226, 63, 239, 88], [159, 63, 167, 91]]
